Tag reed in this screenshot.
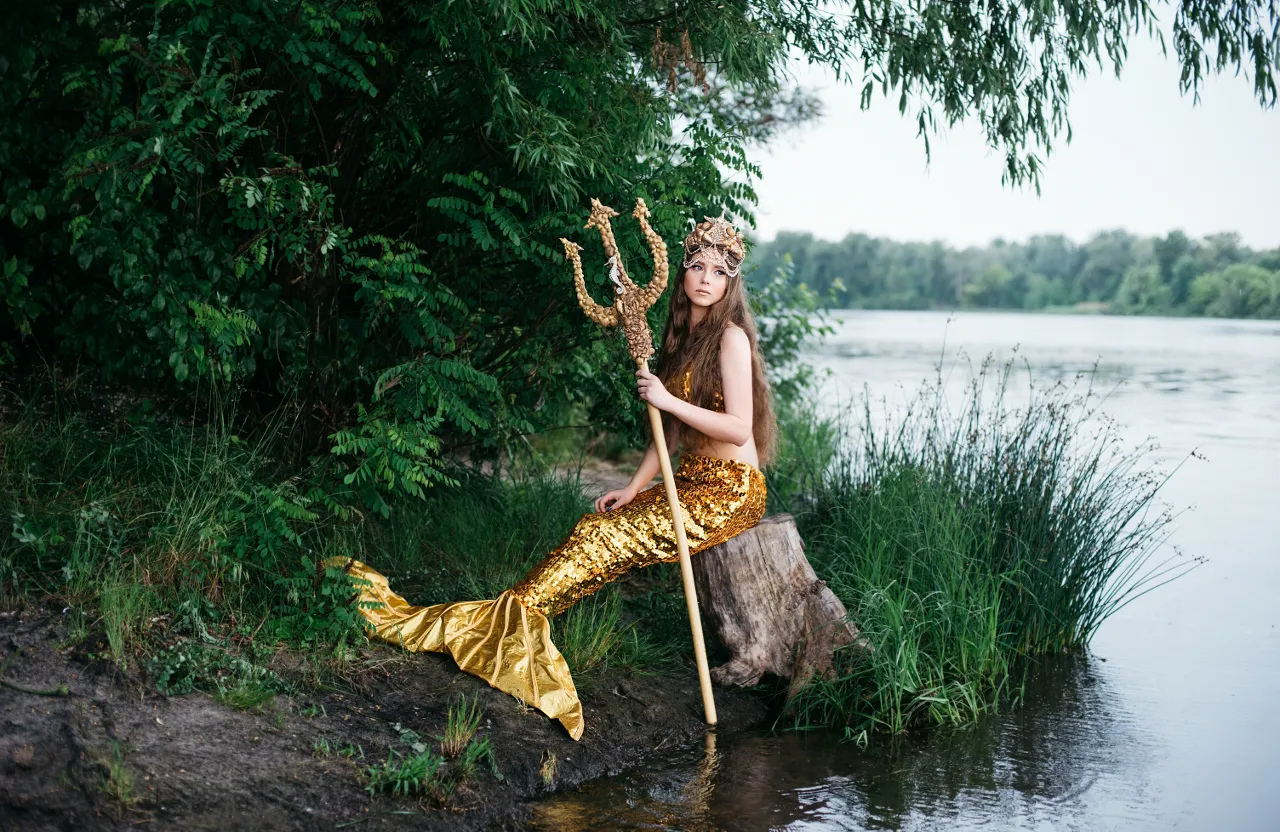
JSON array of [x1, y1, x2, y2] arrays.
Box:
[[775, 358, 1196, 735]]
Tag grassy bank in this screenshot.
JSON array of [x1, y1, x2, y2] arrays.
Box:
[[0, 360, 1191, 740], [768, 360, 1194, 739], [1, 394, 363, 669], [0, 386, 689, 697]]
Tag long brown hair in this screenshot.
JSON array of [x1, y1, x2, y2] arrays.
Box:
[[655, 259, 778, 467]]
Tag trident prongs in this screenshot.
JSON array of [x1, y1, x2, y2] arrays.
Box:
[[562, 198, 670, 365]]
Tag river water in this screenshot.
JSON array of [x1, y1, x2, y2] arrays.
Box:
[[533, 311, 1280, 831]]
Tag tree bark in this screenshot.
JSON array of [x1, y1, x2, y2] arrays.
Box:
[[692, 514, 865, 697]]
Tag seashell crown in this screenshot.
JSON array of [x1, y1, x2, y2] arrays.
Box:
[[682, 216, 746, 277]]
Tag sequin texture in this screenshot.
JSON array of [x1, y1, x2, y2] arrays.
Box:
[[677, 364, 724, 412], [513, 454, 767, 617]]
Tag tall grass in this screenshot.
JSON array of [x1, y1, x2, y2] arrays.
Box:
[[99, 567, 156, 667], [773, 358, 1196, 736], [0, 386, 364, 661], [365, 467, 589, 604], [4, 356, 1190, 738], [552, 585, 681, 677]]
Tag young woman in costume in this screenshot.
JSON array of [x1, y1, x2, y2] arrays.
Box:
[[337, 216, 776, 740]]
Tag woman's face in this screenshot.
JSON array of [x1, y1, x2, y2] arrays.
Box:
[[682, 251, 730, 310]]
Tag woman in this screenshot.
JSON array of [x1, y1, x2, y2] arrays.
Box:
[[338, 216, 776, 740]]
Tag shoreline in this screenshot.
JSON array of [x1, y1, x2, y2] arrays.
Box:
[[0, 606, 769, 830], [826, 304, 1280, 322]]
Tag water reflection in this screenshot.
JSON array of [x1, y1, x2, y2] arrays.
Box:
[[531, 656, 1151, 831]]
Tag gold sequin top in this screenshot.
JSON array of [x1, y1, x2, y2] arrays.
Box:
[[676, 363, 724, 412]]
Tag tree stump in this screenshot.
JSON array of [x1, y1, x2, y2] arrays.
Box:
[[692, 513, 865, 698]]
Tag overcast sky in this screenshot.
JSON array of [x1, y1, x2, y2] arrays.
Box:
[[749, 30, 1280, 249]]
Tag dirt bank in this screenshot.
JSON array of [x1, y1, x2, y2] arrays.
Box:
[[0, 606, 768, 831]]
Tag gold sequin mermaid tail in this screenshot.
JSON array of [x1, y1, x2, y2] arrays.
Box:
[[334, 454, 767, 740]]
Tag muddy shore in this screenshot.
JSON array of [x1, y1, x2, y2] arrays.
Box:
[[0, 606, 769, 831]]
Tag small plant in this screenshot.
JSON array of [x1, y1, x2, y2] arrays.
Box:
[[455, 735, 497, 783], [300, 702, 326, 719], [338, 743, 364, 759], [99, 742, 139, 807], [539, 750, 557, 789], [362, 748, 445, 797], [215, 679, 276, 713], [100, 569, 155, 668], [440, 695, 482, 758], [363, 706, 500, 802], [313, 736, 332, 757], [56, 607, 89, 650]]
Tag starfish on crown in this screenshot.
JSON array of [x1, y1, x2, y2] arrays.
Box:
[[682, 213, 746, 277]]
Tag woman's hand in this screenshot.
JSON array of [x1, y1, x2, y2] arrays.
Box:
[[635, 368, 677, 411], [595, 486, 637, 513]]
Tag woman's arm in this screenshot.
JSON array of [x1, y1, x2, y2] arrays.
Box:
[[594, 432, 675, 513], [626, 441, 661, 492], [635, 326, 754, 446]]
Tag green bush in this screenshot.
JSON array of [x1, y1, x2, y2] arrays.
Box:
[[0, 0, 826, 515]]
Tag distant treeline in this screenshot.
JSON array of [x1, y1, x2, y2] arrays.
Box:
[[752, 230, 1280, 319]]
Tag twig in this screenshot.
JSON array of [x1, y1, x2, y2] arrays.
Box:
[[0, 678, 70, 697]]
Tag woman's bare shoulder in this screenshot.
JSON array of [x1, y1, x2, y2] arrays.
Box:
[[719, 325, 751, 372], [720, 323, 748, 345]]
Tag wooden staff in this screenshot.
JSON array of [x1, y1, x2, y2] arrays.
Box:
[[643, 390, 718, 724], [561, 198, 718, 726]]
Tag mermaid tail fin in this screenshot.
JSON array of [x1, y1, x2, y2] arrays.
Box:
[[335, 558, 584, 741]]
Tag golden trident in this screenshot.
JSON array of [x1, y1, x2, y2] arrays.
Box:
[[560, 197, 718, 727]]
